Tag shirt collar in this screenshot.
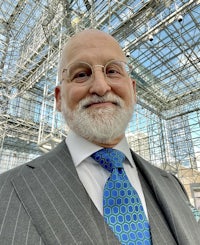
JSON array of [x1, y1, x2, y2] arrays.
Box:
[[65, 130, 135, 168]]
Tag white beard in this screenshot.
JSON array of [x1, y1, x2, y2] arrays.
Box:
[[61, 93, 134, 144]]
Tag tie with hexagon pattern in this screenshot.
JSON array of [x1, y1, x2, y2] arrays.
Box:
[[91, 148, 151, 245]]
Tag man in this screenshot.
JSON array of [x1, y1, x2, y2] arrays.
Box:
[[0, 29, 199, 245]]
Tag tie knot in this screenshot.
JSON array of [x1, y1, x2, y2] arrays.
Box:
[[91, 148, 125, 172]]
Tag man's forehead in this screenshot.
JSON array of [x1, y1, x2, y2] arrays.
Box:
[[64, 29, 120, 51], [67, 29, 117, 44], [63, 30, 124, 60]]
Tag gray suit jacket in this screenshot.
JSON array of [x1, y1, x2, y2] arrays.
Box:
[[0, 141, 199, 245]]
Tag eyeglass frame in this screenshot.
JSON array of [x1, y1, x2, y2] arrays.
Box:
[[61, 60, 132, 84]]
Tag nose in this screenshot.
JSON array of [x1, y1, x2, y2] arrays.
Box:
[[89, 67, 111, 96]]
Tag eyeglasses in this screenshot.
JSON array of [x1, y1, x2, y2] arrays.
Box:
[[62, 60, 132, 84]]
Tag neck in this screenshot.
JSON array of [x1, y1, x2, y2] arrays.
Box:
[[91, 135, 124, 148]]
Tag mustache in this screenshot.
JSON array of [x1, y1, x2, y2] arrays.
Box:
[[80, 94, 123, 109]]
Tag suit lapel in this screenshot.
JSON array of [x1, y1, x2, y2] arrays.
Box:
[[131, 150, 200, 245], [12, 141, 119, 245], [137, 169, 177, 245]]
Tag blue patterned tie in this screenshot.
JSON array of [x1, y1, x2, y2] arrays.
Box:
[[91, 148, 151, 245]]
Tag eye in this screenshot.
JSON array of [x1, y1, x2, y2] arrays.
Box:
[[74, 71, 90, 78], [107, 68, 119, 74], [107, 65, 120, 74], [70, 66, 92, 83], [106, 63, 123, 77]]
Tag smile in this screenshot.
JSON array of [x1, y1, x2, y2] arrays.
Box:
[[84, 101, 119, 108]]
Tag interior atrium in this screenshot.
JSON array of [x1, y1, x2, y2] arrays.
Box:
[[0, 0, 200, 207]]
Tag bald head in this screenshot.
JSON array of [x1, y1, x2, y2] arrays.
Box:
[[58, 29, 126, 82]]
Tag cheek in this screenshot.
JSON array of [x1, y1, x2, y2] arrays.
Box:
[[64, 85, 88, 110], [112, 82, 135, 106]]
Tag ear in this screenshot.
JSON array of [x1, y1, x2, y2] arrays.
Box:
[[55, 85, 62, 112], [132, 79, 137, 103]]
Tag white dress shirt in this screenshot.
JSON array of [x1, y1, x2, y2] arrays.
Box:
[[66, 130, 148, 218]]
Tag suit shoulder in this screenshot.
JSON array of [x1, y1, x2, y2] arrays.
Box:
[[131, 150, 166, 173], [0, 163, 25, 188], [0, 140, 69, 185], [131, 149, 188, 196]]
